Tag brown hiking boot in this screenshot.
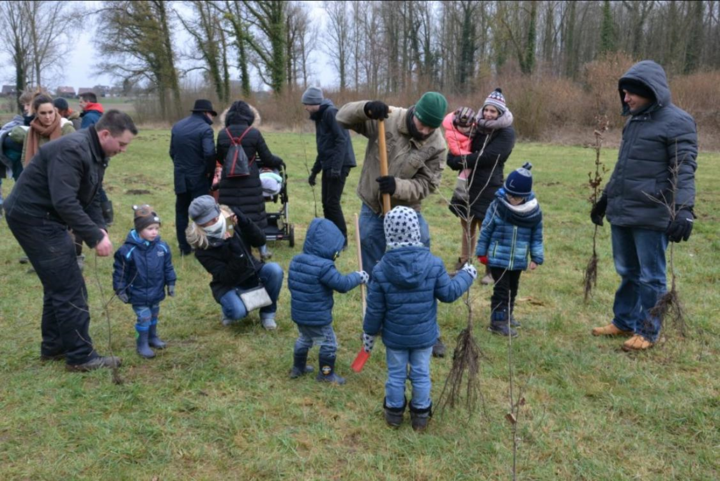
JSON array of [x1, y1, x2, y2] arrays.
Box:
[[591, 323, 633, 337], [622, 335, 654, 351]]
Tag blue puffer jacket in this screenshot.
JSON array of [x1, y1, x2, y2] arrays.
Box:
[[113, 230, 177, 306], [476, 189, 544, 271], [289, 218, 362, 326], [363, 247, 472, 350], [80, 109, 103, 129]]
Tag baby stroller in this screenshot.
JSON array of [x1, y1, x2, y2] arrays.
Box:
[[261, 165, 295, 248]]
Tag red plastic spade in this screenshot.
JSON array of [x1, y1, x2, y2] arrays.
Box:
[[351, 349, 370, 372]]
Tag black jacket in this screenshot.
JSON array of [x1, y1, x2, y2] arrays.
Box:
[[217, 105, 282, 229], [3, 126, 107, 247], [310, 99, 356, 175], [194, 211, 267, 302], [170, 113, 216, 194], [448, 125, 516, 221]]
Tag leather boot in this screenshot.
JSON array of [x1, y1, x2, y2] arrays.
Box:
[[290, 352, 314, 378], [66, 356, 122, 372]]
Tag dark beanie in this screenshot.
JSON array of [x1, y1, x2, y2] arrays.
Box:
[[504, 162, 533, 197], [414, 92, 448, 129], [619, 78, 655, 101], [53, 98, 69, 111], [133, 204, 161, 232]]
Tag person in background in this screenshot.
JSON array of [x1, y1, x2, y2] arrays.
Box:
[[0, 90, 35, 217], [54, 97, 82, 130], [78, 91, 113, 225]]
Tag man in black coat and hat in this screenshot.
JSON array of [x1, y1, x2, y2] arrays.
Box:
[[170, 99, 217, 255]]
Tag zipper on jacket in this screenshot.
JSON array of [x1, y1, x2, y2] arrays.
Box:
[[509, 226, 518, 270]]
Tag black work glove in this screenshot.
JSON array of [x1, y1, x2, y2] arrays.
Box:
[[364, 101, 390, 120], [308, 172, 317, 186], [167, 285, 176, 297], [329, 170, 342, 181], [446, 154, 463, 171], [590, 193, 608, 227], [666, 208, 694, 242], [117, 291, 129, 304], [376, 176, 396, 196]]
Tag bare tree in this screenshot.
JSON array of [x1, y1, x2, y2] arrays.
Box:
[[0, 1, 30, 111], [241, 0, 287, 95], [323, 1, 352, 91]]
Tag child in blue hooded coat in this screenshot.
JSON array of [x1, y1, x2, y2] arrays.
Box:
[[113, 205, 177, 359], [362, 206, 477, 431], [288, 218, 368, 385], [476, 162, 544, 337]]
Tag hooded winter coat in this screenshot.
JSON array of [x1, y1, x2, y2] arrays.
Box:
[[363, 247, 472, 350], [113, 230, 177, 306], [336, 101, 447, 215], [605, 60, 698, 231], [80, 103, 104, 129], [475, 189, 544, 271], [309, 99, 356, 176], [217, 102, 283, 229], [288, 218, 363, 326]]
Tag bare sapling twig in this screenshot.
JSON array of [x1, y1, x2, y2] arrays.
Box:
[[583, 116, 609, 302], [643, 143, 689, 339], [301, 139, 319, 218]]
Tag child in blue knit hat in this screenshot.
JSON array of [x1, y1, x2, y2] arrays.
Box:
[[113, 205, 177, 358], [476, 163, 544, 337], [288, 218, 368, 385]]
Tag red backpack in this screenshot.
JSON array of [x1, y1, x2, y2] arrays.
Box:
[[222, 127, 255, 178]]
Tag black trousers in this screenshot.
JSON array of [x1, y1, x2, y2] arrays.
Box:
[[321, 169, 349, 242], [490, 267, 522, 316], [6, 215, 98, 365], [176, 180, 210, 253]]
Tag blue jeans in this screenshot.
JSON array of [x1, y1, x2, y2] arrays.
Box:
[[385, 346, 433, 409], [359, 203, 430, 278], [219, 263, 284, 321], [611, 225, 668, 342], [293, 324, 338, 359], [132, 304, 160, 330]]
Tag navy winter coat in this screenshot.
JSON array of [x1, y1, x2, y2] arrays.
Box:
[[475, 189, 544, 271], [80, 109, 103, 129], [363, 247, 472, 350], [310, 99, 356, 176], [113, 230, 177, 306], [170, 113, 216, 194], [606, 60, 697, 231], [289, 218, 362, 326]]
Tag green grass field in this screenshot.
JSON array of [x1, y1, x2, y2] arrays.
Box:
[[1, 131, 718, 480]]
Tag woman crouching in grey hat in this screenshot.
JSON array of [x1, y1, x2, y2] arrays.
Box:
[[187, 195, 284, 329]]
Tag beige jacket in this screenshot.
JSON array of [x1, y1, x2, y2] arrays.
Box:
[[336, 101, 447, 214]]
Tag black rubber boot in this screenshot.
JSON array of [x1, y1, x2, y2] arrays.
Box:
[[432, 337, 446, 358], [290, 352, 314, 378], [316, 355, 345, 385], [489, 309, 518, 337], [384, 397, 407, 428], [148, 321, 166, 349], [410, 403, 433, 432], [102, 201, 114, 226], [136, 325, 156, 359]]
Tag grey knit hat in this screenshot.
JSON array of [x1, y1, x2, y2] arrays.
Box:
[[384, 206, 423, 250], [301, 87, 323, 105], [189, 195, 220, 225], [133, 204, 161, 232]]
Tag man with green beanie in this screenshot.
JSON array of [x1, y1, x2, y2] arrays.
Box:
[[336, 92, 449, 357]]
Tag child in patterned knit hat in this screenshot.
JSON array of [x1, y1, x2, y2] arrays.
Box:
[[442, 107, 477, 205], [476, 163, 544, 338], [362, 206, 477, 432], [113, 204, 177, 359]]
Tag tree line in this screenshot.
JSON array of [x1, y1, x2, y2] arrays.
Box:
[[2, 1, 720, 121]]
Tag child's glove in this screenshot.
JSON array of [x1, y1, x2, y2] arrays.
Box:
[[117, 291, 130, 304], [362, 333, 376, 353], [167, 285, 176, 297], [478, 255, 489, 265], [357, 270, 370, 284], [461, 263, 477, 279]]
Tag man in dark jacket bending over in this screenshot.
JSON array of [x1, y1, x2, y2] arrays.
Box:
[[303, 87, 356, 245], [170, 99, 217, 255], [4, 110, 138, 371], [590, 60, 698, 351]]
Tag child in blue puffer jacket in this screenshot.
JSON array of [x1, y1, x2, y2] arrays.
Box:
[[362, 206, 477, 432], [288, 218, 368, 385], [113, 205, 177, 359], [476, 162, 544, 337]]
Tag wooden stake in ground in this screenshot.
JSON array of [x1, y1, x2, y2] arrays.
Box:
[[351, 213, 370, 373]]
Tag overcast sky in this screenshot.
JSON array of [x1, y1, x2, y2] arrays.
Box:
[[1, 1, 334, 92]]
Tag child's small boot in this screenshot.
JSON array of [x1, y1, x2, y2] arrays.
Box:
[[409, 403, 433, 432], [290, 352, 314, 378], [509, 302, 521, 328], [316, 355, 345, 385], [135, 323, 155, 359], [384, 397, 406, 428], [148, 319, 167, 349], [489, 309, 518, 337]]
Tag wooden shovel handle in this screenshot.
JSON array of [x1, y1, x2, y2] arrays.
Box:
[[355, 213, 366, 316], [377, 119, 391, 215]]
